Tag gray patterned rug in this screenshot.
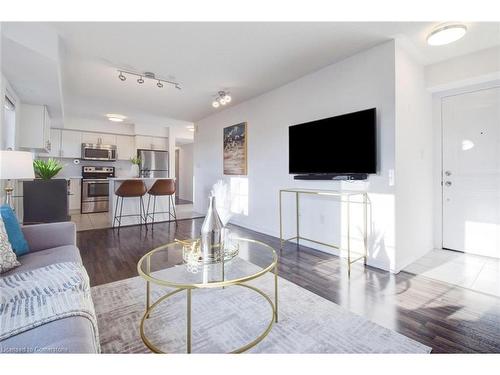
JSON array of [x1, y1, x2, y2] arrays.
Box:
[[91, 258, 431, 354]]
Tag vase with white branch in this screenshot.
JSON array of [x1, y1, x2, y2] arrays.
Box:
[[210, 180, 234, 249]]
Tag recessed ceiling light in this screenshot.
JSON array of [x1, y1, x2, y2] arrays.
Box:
[[427, 24, 467, 46], [106, 114, 126, 122]]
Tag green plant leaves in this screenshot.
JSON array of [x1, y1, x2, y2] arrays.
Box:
[[33, 158, 63, 179]]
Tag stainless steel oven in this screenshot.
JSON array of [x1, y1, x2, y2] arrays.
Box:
[[81, 143, 117, 161], [81, 166, 115, 214]]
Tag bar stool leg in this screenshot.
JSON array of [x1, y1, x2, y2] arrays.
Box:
[[118, 196, 124, 232], [113, 194, 119, 228], [152, 195, 157, 231], [140, 196, 148, 231], [170, 194, 178, 225], [146, 194, 151, 225]]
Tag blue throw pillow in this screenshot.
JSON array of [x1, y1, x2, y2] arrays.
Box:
[[0, 205, 29, 256]]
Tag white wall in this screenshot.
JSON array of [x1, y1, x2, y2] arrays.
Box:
[[426, 46, 500, 92], [195, 41, 399, 272], [394, 41, 434, 271], [178, 143, 194, 201]]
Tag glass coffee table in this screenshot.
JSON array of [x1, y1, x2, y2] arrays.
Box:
[[137, 237, 278, 353]]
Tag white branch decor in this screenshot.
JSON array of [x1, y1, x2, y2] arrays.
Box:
[[210, 180, 232, 226]]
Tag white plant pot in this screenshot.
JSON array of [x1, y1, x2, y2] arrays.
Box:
[[130, 164, 140, 178]]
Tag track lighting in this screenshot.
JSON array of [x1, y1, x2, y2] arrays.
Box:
[[212, 91, 232, 109], [117, 70, 181, 90]]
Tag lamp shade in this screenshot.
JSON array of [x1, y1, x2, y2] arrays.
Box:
[[0, 150, 35, 180]]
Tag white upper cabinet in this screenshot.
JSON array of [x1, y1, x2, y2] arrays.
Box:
[[48, 128, 61, 157], [60, 130, 82, 158], [19, 104, 51, 151], [81, 132, 116, 145], [116, 135, 136, 160], [135, 135, 168, 151]]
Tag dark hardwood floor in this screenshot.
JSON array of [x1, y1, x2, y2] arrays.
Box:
[[77, 218, 500, 354]]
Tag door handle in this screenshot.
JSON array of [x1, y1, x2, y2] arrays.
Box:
[[445, 170, 452, 176], [445, 181, 452, 187]]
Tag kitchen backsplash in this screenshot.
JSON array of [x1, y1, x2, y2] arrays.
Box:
[[39, 157, 136, 178]]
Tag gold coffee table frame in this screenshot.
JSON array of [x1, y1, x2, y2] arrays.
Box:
[[137, 237, 279, 354]]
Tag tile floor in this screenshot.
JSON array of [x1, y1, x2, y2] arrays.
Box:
[[404, 248, 500, 298], [70, 203, 203, 231]]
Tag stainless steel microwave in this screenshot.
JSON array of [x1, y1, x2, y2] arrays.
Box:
[[81, 143, 117, 161]]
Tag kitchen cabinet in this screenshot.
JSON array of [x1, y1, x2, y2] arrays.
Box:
[[48, 128, 62, 157], [135, 135, 168, 151], [116, 135, 136, 160], [81, 132, 116, 145], [60, 130, 82, 158], [68, 178, 81, 211], [18, 104, 51, 152]]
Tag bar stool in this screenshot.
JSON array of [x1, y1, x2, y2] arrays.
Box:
[[146, 179, 177, 229], [113, 180, 148, 231]]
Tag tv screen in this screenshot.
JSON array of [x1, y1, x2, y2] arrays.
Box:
[[289, 108, 377, 175]]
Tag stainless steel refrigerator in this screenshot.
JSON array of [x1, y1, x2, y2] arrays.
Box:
[[138, 149, 169, 178]]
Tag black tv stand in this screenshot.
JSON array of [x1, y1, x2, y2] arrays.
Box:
[[293, 173, 368, 181]]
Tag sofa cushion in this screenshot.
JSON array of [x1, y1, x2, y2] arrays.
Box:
[[0, 315, 99, 353], [0, 216, 20, 274], [2, 245, 82, 277], [0, 205, 29, 256]]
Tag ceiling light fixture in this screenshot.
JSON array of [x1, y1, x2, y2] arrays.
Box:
[[117, 70, 181, 90], [427, 24, 467, 46], [212, 91, 232, 109], [106, 114, 127, 122]]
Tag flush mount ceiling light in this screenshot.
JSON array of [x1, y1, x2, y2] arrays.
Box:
[[212, 91, 232, 108], [117, 70, 181, 90], [427, 24, 467, 46], [106, 114, 127, 122]]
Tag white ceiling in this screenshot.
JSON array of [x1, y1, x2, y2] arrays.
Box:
[[4, 22, 500, 126]]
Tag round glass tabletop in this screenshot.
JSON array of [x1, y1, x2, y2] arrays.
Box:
[[137, 237, 278, 289]]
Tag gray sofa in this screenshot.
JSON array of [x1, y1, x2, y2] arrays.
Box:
[[0, 222, 99, 353]]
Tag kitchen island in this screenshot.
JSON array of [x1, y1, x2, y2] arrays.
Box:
[[109, 177, 175, 227]]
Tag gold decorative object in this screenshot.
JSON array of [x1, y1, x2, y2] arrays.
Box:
[[137, 237, 278, 354]]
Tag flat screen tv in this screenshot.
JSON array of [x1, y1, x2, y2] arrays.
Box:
[[289, 108, 377, 176]]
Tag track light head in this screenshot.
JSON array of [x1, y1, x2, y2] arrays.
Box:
[[118, 72, 126, 81], [137, 77, 144, 84], [157, 80, 164, 88]]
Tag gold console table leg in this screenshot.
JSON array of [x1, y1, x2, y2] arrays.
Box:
[[274, 263, 279, 323], [296, 192, 300, 246]]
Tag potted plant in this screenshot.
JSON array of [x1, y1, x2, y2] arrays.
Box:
[[130, 156, 141, 177], [23, 158, 69, 224]]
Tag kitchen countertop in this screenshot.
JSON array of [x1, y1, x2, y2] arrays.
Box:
[[109, 177, 175, 181]]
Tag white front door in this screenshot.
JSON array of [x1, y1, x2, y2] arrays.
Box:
[[442, 86, 500, 258]]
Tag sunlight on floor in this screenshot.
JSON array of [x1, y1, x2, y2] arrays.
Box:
[[404, 249, 500, 298]]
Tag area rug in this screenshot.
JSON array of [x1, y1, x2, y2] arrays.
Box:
[[90, 258, 432, 353]]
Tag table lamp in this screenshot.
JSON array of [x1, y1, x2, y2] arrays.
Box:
[[0, 150, 35, 208]]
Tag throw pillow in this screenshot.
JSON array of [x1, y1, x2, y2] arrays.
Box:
[[0, 205, 29, 256], [0, 216, 21, 274]]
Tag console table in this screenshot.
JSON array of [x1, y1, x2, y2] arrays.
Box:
[[279, 188, 370, 276]]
